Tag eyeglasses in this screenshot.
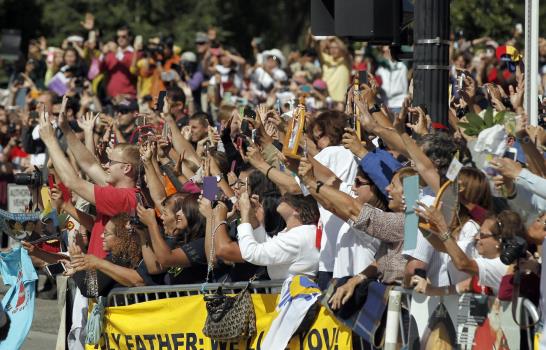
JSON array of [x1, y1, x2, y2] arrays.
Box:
[[477, 232, 497, 240], [107, 158, 128, 166], [354, 178, 371, 188], [117, 34, 128, 39]]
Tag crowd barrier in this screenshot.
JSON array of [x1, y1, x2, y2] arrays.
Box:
[[104, 282, 541, 350]]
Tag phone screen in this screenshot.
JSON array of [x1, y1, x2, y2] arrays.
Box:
[[503, 149, 517, 161], [46, 262, 66, 276], [203, 176, 219, 202]]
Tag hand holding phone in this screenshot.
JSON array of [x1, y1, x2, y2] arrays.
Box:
[[45, 261, 67, 277]]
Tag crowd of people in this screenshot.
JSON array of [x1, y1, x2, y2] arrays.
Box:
[[0, 13, 546, 349]]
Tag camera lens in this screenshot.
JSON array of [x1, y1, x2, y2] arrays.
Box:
[[500, 236, 527, 265]]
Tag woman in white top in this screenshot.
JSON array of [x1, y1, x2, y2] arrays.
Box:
[[237, 192, 320, 280], [413, 207, 526, 296]]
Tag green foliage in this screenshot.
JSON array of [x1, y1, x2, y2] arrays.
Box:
[[451, 0, 546, 41], [0, 0, 310, 58], [458, 107, 506, 136]]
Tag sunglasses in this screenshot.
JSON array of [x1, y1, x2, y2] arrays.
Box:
[[354, 178, 371, 188]]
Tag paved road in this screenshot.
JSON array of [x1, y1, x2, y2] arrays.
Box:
[[1, 276, 60, 349]]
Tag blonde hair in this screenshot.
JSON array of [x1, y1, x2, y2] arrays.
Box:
[[115, 143, 140, 165]]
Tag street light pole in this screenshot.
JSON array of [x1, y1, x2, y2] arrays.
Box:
[[413, 0, 450, 127]]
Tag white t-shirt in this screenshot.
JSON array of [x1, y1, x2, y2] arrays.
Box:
[[333, 224, 380, 278], [313, 146, 359, 273], [475, 256, 508, 295], [446, 220, 480, 284]]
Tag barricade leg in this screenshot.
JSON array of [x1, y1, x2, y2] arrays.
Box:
[[384, 290, 402, 350]]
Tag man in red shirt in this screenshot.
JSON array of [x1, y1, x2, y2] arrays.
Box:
[[100, 26, 137, 98], [38, 96, 138, 258]]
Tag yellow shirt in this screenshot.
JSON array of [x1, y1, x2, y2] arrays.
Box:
[[321, 53, 350, 102]]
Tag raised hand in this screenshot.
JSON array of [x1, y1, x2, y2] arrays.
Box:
[[341, 128, 366, 158], [38, 108, 55, 142], [136, 203, 157, 228], [297, 157, 315, 184], [406, 106, 431, 136], [58, 95, 70, 130], [77, 112, 100, 133]]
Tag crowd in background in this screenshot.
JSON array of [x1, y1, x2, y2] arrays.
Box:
[[0, 13, 545, 349]]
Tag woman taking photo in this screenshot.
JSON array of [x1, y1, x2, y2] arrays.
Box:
[[137, 193, 208, 285], [413, 207, 526, 295]]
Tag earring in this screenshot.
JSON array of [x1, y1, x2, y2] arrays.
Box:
[[495, 244, 500, 249]]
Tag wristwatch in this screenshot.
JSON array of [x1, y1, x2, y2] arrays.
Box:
[[368, 103, 381, 114]]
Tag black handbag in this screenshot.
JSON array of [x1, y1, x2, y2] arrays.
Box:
[[202, 284, 257, 341]]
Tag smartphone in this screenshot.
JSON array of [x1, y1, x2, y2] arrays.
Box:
[[346, 115, 355, 130], [303, 138, 308, 158], [457, 73, 465, 90], [251, 129, 257, 144], [203, 176, 219, 201], [45, 261, 66, 277], [503, 147, 518, 161], [358, 70, 368, 85], [156, 90, 167, 112], [240, 119, 252, 137], [244, 106, 256, 120], [230, 160, 237, 173]]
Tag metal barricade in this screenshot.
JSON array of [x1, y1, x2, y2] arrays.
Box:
[[106, 283, 541, 349], [384, 287, 541, 350], [107, 280, 285, 307]]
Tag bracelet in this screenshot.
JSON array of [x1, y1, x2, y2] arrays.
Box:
[[265, 165, 275, 180], [357, 273, 367, 283], [439, 231, 452, 242], [316, 181, 325, 194], [213, 221, 227, 234]]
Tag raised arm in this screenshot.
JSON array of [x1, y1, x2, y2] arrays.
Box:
[[414, 201, 478, 275], [245, 145, 301, 195], [298, 157, 361, 222], [393, 107, 440, 193], [39, 112, 96, 204], [140, 142, 167, 209], [58, 97, 107, 185], [137, 204, 191, 267]]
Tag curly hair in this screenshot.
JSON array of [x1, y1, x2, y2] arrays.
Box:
[[108, 213, 142, 268], [416, 132, 458, 180]]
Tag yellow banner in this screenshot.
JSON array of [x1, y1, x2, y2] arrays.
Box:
[[86, 294, 352, 350]]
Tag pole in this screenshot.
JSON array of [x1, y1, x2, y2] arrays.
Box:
[[384, 289, 402, 350], [525, 0, 539, 126], [413, 0, 450, 127]]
